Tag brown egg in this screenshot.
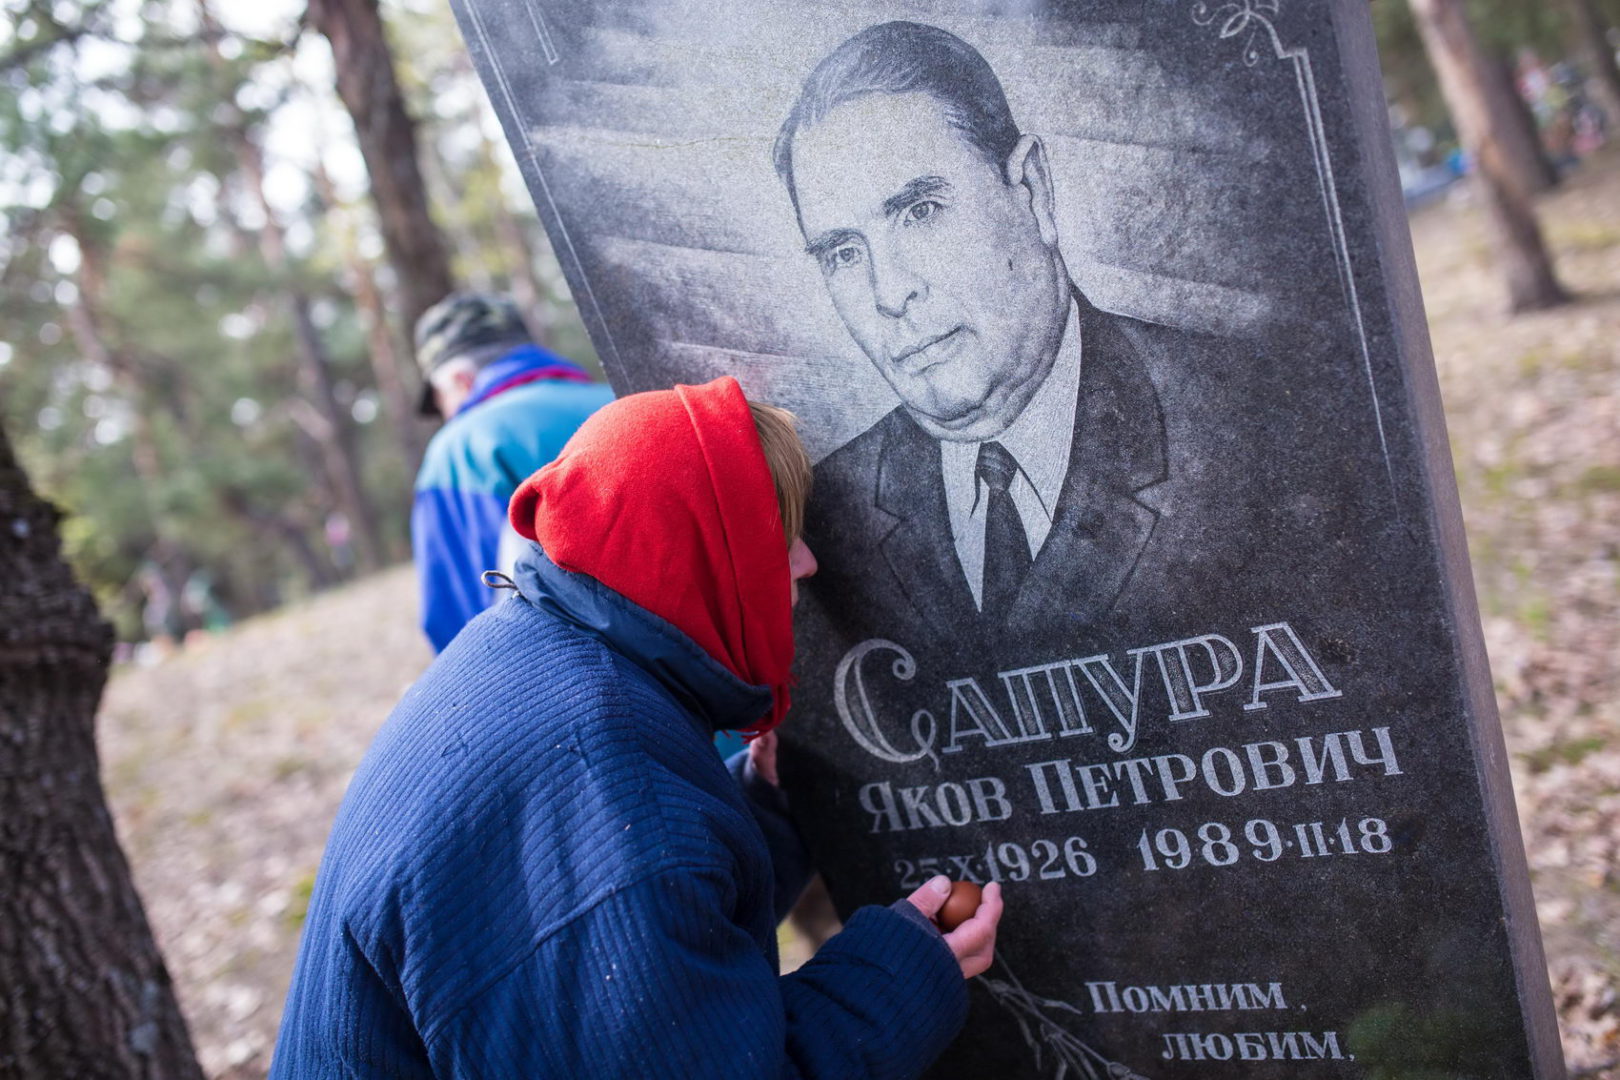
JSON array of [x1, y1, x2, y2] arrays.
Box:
[[937, 880, 983, 932]]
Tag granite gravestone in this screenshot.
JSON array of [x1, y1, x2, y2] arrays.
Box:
[[449, 1, 1563, 1075]]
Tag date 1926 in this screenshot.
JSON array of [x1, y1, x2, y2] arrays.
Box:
[[895, 836, 1098, 889]]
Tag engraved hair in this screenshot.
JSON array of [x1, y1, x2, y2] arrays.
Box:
[[772, 21, 1022, 210], [749, 400, 813, 548]]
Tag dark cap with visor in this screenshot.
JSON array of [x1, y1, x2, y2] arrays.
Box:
[[414, 292, 533, 417]]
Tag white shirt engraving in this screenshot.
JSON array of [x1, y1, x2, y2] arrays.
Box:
[[940, 303, 1084, 611]]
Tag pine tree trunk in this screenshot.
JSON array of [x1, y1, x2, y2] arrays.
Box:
[[350, 255, 427, 469], [308, 0, 456, 345], [1564, 0, 1620, 128], [287, 292, 389, 571], [1409, 0, 1571, 312], [1484, 48, 1559, 194], [0, 423, 204, 1080]]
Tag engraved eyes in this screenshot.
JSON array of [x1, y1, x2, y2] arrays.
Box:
[[820, 200, 941, 274], [905, 200, 941, 224], [824, 244, 864, 273]]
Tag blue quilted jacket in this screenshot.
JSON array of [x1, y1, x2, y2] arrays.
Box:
[[270, 543, 968, 1078]]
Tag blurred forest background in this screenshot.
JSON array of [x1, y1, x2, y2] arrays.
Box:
[[2, 0, 1619, 1077], [0, 0, 1608, 648], [1, 0, 598, 647]]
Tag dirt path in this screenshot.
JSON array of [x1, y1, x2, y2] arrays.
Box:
[[100, 570, 430, 1076], [100, 156, 1619, 1077]]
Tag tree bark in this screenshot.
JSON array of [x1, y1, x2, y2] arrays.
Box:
[[0, 422, 204, 1080], [1483, 48, 1559, 194], [307, 0, 455, 345], [284, 291, 389, 570], [1564, 0, 1620, 129], [353, 257, 427, 464], [1409, 0, 1570, 312]]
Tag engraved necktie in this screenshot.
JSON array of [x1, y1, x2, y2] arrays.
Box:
[[976, 440, 1032, 620]]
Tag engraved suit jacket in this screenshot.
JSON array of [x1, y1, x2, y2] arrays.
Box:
[[797, 286, 1315, 676]]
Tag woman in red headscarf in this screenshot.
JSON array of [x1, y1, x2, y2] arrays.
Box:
[[271, 376, 1002, 1080]]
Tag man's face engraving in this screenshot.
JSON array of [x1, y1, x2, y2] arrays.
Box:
[[791, 92, 1070, 442]]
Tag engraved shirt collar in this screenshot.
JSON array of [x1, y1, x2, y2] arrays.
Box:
[[939, 300, 1084, 607]]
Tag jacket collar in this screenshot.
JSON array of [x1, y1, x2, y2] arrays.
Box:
[[510, 544, 774, 734], [457, 344, 592, 416]]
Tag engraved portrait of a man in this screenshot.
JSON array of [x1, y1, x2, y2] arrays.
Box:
[[776, 21, 1225, 659]]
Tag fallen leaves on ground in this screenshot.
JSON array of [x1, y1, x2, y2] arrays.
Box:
[[1415, 153, 1620, 1077]]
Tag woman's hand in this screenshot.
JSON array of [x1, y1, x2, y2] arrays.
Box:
[[905, 875, 1004, 979], [748, 730, 780, 787]]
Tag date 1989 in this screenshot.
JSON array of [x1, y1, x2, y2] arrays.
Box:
[[1137, 817, 1393, 871]]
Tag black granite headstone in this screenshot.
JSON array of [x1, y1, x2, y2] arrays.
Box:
[[450, 1, 1563, 1075]]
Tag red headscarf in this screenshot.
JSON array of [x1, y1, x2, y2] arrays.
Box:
[[509, 376, 794, 737]]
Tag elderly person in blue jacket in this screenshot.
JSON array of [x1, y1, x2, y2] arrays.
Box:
[[271, 375, 1003, 1078], [411, 292, 614, 653]]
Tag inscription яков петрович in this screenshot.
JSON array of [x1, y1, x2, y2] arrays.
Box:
[[449, 0, 1563, 1076]]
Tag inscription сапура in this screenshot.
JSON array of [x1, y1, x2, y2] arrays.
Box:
[[450, 0, 1564, 1075]]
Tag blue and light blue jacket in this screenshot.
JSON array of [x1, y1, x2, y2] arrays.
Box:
[[271, 543, 968, 1078], [411, 346, 613, 652]]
